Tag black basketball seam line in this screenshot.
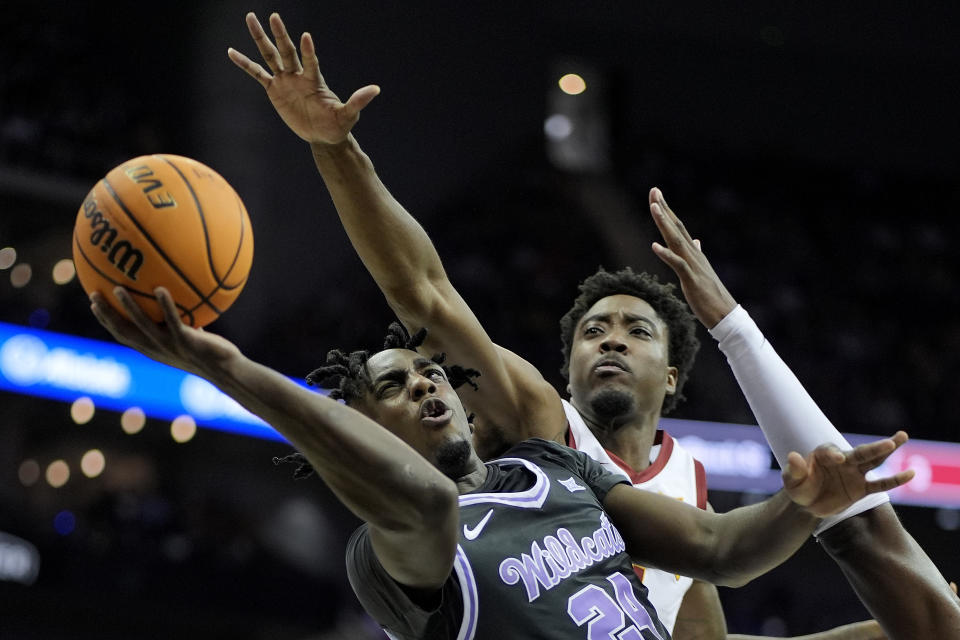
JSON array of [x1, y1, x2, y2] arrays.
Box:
[[72, 230, 197, 326], [183, 271, 251, 317], [213, 190, 250, 291], [174, 170, 253, 317], [101, 176, 224, 315], [157, 155, 225, 286]]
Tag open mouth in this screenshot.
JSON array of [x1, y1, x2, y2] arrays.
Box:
[[594, 358, 629, 376], [420, 397, 454, 427]]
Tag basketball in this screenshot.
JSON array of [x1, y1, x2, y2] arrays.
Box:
[[73, 154, 254, 328]]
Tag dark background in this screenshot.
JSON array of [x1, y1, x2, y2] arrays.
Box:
[[1, 1, 958, 637]]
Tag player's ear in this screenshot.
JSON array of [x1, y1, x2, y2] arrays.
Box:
[[665, 366, 678, 395]]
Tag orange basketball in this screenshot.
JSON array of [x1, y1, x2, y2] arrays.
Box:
[[73, 154, 254, 328]]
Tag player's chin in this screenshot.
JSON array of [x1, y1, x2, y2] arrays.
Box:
[[434, 438, 472, 480]]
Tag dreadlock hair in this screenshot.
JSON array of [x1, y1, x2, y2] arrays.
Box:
[[558, 267, 700, 415], [275, 322, 480, 479]]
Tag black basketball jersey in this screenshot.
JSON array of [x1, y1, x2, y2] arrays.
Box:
[[347, 438, 672, 640]]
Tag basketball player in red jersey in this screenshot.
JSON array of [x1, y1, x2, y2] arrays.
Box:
[[227, 12, 960, 639]]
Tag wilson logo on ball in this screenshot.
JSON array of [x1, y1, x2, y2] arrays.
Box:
[[81, 195, 145, 280]]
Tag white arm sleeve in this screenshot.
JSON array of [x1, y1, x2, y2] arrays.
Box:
[[709, 305, 888, 535]]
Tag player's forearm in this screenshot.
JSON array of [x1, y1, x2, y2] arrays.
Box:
[[818, 504, 960, 639], [202, 352, 458, 529], [310, 137, 447, 309], [710, 306, 848, 468], [709, 307, 889, 534], [710, 491, 817, 587], [728, 620, 885, 640]]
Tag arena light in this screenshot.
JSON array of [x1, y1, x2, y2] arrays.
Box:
[[70, 396, 95, 424], [45, 460, 70, 488], [80, 449, 106, 478], [121, 406, 147, 435], [558, 73, 587, 95], [0, 247, 16, 269], [10, 263, 32, 288], [170, 415, 197, 443], [52, 259, 76, 285], [18, 459, 40, 487]]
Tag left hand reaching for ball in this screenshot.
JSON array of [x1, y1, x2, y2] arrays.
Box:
[[782, 432, 913, 517]]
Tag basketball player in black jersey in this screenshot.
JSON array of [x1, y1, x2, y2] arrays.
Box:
[[90, 283, 910, 639], [224, 12, 960, 639]]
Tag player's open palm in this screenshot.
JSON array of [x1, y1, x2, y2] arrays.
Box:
[[91, 287, 242, 378], [782, 432, 913, 517], [228, 12, 379, 145]]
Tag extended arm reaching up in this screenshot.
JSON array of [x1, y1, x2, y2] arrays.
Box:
[[228, 12, 565, 447]]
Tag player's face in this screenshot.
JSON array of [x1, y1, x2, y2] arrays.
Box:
[[567, 295, 678, 423], [356, 349, 475, 479]]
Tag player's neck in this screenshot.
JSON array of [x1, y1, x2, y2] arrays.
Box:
[[582, 409, 660, 473], [454, 454, 489, 494], [602, 419, 659, 472]]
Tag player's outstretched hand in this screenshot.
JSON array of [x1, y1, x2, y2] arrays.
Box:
[[227, 12, 380, 145], [782, 431, 913, 517], [648, 187, 738, 329], [91, 287, 241, 377]]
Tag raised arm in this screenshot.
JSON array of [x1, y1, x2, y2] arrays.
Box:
[[228, 12, 564, 446], [648, 190, 959, 638], [603, 434, 911, 588], [648, 187, 886, 531], [90, 287, 458, 590]]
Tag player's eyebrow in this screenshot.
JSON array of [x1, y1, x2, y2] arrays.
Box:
[[373, 358, 440, 386], [373, 368, 408, 386], [580, 312, 658, 327]]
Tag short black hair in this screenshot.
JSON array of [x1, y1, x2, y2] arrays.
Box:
[[274, 322, 480, 479], [558, 267, 700, 414]]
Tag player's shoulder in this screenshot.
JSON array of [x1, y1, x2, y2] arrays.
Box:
[[500, 437, 590, 469]]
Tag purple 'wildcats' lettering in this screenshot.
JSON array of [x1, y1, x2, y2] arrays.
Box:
[[498, 513, 626, 602]]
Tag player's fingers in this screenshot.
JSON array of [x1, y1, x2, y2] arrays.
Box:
[[651, 242, 692, 278], [227, 48, 273, 89], [299, 32, 324, 82], [245, 12, 284, 73], [864, 469, 914, 493], [950, 581, 957, 595], [113, 287, 165, 347], [269, 13, 303, 73], [154, 288, 186, 333], [654, 188, 696, 245], [849, 432, 907, 467], [813, 443, 847, 467], [650, 201, 691, 253], [343, 85, 381, 118], [693, 239, 702, 251], [90, 293, 130, 340], [782, 451, 809, 485]]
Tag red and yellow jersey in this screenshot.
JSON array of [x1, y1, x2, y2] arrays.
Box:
[[562, 399, 707, 634]]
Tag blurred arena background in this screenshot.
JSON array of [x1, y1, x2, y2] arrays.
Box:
[[1, 2, 958, 637]]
